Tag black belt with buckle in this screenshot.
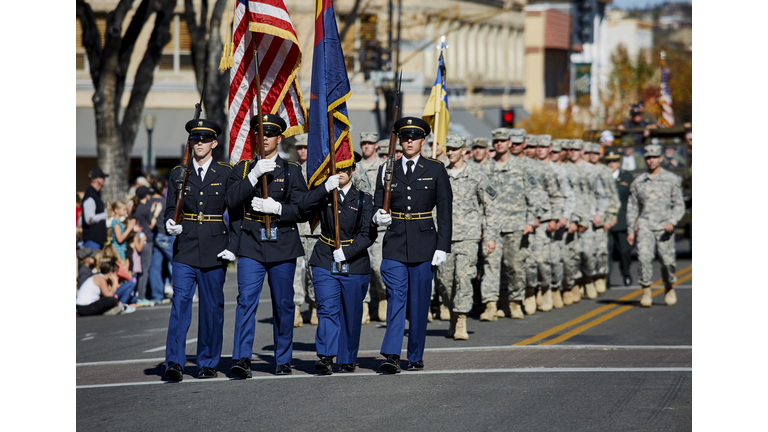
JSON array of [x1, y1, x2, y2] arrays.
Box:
[[391, 211, 432, 221], [182, 212, 224, 224]]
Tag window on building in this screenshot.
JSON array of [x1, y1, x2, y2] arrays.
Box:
[[339, 14, 378, 73], [159, 14, 194, 73]]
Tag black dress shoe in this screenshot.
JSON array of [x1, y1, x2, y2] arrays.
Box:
[[198, 367, 218, 379], [230, 358, 252, 379], [379, 354, 401, 374], [406, 360, 424, 371], [276, 363, 293, 375], [314, 356, 334, 375], [164, 362, 183, 382], [624, 276, 632, 287], [338, 363, 356, 373]]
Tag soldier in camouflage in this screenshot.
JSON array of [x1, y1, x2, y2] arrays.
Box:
[[357, 132, 385, 323], [626, 144, 685, 307], [478, 128, 539, 321], [561, 139, 592, 305], [521, 134, 563, 313], [587, 142, 620, 293], [435, 133, 500, 340], [469, 138, 490, 166], [294, 134, 320, 327], [569, 139, 607, 300]]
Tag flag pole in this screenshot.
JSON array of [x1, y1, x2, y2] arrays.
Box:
[[433, 36, 448, 155], [251, 35, 272, 238], [327, 110, 343, 271]]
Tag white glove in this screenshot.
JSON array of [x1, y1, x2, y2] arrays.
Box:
[[252, 197, 281, 215], [325, 175, 340, 193], [373, 209, 392, 227], [431, 250, 447, 266], [333, 248, 346, 263], [217, 249, 236, 261], [166, 219, 182, 235], [248, 158, 277, 185]]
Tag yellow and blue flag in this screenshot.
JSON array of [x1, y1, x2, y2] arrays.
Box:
[[422, 51, 450, 155], [307, 0, 354, 188]]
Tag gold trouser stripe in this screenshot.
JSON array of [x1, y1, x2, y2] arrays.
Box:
[[391, 211, 432, 221], [182, 213, 223, 222], [319, 234, 354, 248]]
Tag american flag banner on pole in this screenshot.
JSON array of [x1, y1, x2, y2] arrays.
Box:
[[659, 51, 675, 128], [228, 0, 308, 165]]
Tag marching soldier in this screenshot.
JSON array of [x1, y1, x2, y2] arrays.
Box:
[[308, 153, 377, 375], [226, 114, 332, 377], [163, 119, 238, 382], [626, 144, 685, 307], [587, 142, 621, 293], [478, 128, 538, 321], [561, 140, 592, 305], [543, 139, 577, 308], [605, 149, 634, 286], [469, 138, 491, 165], [372, 117, 452, 373], [292, 134, 319, 328], [354, 132, 381, 324], [435, 133, 500, 340], [377, 139, 390, 161]]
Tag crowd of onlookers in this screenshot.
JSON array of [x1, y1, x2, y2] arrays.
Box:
[[76, 169, 176, 316]]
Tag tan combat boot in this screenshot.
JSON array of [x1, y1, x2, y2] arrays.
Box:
[[440, 304, 451, 321], [539, 287, 553, 312], [571, 284, 582, 303], [496, 297, 508, 318], [510, 301, 525, 319], [310, 306, 319, 325], [524, 289, 537, 315], [378, 299, 388, 322], [454, 314, 469, 340], [595, 276, 607, 294], [427, 308, 433, 322], [552, 289, 564, 309], [479, 301, 498, 321], [585, 278, 597, 299], [640, 287, 652, 307], [665, 287, 677, 306], [562, 290, 573, 306], [294, 306, 303, 328], [361, 302, 370, 325]]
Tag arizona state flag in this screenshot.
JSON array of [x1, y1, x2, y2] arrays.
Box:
[[307, 0, 353, 188], [422, 51, 450, 155]]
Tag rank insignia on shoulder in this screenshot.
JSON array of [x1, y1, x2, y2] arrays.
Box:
[[528, 176, 538, 185], [486, 186, 498, 200]]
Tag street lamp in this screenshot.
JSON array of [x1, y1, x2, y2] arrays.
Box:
[[143, 112, 156, 174]]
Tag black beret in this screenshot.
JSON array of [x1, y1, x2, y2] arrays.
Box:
[[394, 117, 431, 138], [251, 113, 287, 135], [185, 118, 223, 140]]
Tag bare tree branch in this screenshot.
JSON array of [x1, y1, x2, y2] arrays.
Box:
[[76, 0, 103, 84]]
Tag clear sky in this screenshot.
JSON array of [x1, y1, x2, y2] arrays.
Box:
[[610, 0, 691, 8]]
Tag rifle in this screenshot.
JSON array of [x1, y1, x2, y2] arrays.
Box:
[[173, 88, 206, 223], [250, 37, 275, 240], [382, 71, 402, 213]]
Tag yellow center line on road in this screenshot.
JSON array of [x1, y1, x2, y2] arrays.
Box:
[[512, 264, 692, 346], [539, 272, 693, 345]]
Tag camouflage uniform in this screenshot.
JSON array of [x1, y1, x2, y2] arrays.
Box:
[[562, 141, 592, 289], [479, 129, 540, 305], [435, 135, 501, 314], [590, 143, 621, 279], [524, 135, 563, 293], [626, 147, 685, 288], [574, 141, 607, 282], [356, 138, 386, 306], [548, 139, 577, 293], [294, 162, 321, 308]]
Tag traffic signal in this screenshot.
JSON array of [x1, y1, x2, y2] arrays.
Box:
[[501, 109, 515, 128], [572, 0, 597, 45]]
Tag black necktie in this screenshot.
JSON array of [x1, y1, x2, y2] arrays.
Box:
[[406, 160, 414, 181], [197, 167, 203, 182], [338, 190, 345, 203]]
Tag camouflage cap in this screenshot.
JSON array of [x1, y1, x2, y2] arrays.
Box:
[[491, 128, 511, 141], [445, 133, 466, 148], [604, 149, 622, 161], [395, 140, 403, 151], [472, 137, 489, 148], [525, 135, 537, 147], [377, 139, 389, 153], [585, 142, 600, 154], [465, 138, 473, 148], [644, 144, 662, 157], [293, 133, 308, 147], [510, 128, 526, 143], [360, 131, 378, 143], [537, 134, 552, 147], [569, 139, 583, 150], [551, 139, 564, 152]]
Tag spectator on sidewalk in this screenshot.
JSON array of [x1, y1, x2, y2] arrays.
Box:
[[110, 201, 136, 261], [149, 178, 173, 303], [133, 186, 162, 305], [77, 247, 101, 289], [76, 261, 136, 316], [81, 168, 110, 250]]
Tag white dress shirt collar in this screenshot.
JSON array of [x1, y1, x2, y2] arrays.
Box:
[[402, 154, 420, 172], [193, 157, 214, 180]]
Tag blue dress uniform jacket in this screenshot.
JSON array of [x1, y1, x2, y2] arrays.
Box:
[[373, 156, 453, 262], [164, 161, 238, 269], [308, 185, 377, 274], [226, 156, 326, 262]]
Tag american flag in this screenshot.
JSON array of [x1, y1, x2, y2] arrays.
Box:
[[228, 0, 308, 165], [659, 51, 675, 128]]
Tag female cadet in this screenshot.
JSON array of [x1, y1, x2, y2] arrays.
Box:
[[309, 153, 376, 374]]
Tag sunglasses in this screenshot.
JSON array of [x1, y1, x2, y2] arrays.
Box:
[[191, 137, 214, 144]]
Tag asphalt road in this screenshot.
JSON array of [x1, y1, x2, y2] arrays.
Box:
[[77, 256, 692, 431]]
